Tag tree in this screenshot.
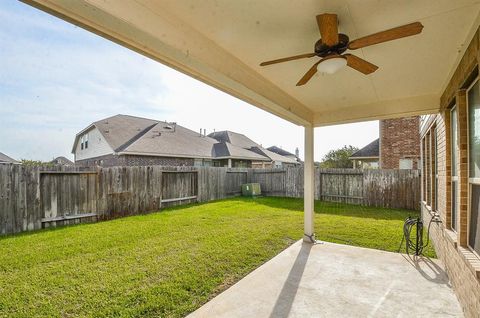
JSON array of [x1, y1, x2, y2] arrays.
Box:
[[20, 159, 54, 167], [319, 145, 359, 168]]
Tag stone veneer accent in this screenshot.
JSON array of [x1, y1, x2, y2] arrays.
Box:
[[380, 116, 420, 169]]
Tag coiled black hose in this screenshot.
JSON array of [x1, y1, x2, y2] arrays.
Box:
[[402, 214, 437, 256]]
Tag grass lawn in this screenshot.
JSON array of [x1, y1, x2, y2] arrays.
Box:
[[0, 197, 433, 317]]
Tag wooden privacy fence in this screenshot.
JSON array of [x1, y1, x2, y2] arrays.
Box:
[[255, 168, 420, 209], [0, 165, 420, 235]]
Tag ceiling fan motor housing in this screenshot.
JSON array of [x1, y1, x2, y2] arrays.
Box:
[[315, 33, 349, 57]]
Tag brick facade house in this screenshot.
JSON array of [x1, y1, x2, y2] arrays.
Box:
[[350, 116, 421, 169], [420, 29, 480, 317]]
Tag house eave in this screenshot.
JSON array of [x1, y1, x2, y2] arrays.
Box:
[[349, 156, 379, 160]]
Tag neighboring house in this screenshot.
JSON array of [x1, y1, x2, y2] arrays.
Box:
[[350, 116, 420, 169], [51, 156, 74, 166], [350, 139, 379, 169], [267, 146, 302, 164], [72, 114, 270, 168], [0, 152, 20, 165], [208, 131, 299, 168]]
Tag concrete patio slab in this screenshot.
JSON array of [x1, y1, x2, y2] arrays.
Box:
[[188, 241, 463, 318]]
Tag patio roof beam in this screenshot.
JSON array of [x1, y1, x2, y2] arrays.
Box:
[[313, 94, 439, 126], [22, 1, 480, 129], [22, 0, 313, 126]]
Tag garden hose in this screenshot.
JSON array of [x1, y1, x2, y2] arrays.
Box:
[[401, 214, 441, 256]]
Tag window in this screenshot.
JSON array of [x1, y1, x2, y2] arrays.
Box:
[[422, 138, 427, 199], [425, 131, 432, 206], [234, 161, 248, 168], [468, 78, 480, 255], [194, 158, 203, 167], [421, 125, 438, 210], [84, 133, 89, 149], [80, 136, 84, 150], [399, 158, 413, 169], [433, 127, 438, 211], [451, 106, 458, 231]]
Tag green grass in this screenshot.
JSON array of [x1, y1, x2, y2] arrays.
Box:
[[0, 197, 433, 317]]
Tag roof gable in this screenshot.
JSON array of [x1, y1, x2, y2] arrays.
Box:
[[51, 156, 74, 165], [209, 131, 259, 149], [94, 114, 159, 151], [350, 139, 380, 158], [250, 147, 298, 164], [210, 130, 298, 163], [267, 146, 295, 157], [0, 152, 19, 164], [121, 122, 218, 158]]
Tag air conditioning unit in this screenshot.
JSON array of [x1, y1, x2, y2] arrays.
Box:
[[241, 183, 261, 197]]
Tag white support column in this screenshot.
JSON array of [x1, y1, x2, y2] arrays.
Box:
[[304, 125, 315, 243], [228, 158, 232, 168]]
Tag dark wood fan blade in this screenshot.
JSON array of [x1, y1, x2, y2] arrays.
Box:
[[296, 60, 323, 86], [260, 53, 316, 66], [316, 14, 338, 46], [348, 22, 423, 50], [345, 54, 378, 75]]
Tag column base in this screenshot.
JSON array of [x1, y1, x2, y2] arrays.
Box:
[[303, 233, 316, 243]]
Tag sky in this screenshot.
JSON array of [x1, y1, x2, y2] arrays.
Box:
[[0, 1, 379, 162]]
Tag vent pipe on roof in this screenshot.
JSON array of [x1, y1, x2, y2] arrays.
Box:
[[199, 128, 202, 137], [203, 129, 206, 137]]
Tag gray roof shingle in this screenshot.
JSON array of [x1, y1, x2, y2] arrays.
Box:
[[209, 131, 259, 148], [73, 115, 270, 161], [210, 131, 298, 164], [267, 146, 295, 157], [51, 156, 74, 166], [350, 139, 380, 158], [122, 122, 218, 158], [94, 115, 158, 151], [0, 152, 19, 164]]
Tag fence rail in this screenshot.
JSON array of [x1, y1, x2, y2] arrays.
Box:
[[0, 165, 420, 235]]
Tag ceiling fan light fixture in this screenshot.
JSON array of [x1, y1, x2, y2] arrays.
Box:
[[317, 56, 347, 74]]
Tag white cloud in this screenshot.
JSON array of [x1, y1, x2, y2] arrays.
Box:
[[0, 1, 379, 162]]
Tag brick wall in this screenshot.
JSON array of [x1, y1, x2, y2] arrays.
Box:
[[421, 100, 480, 318], [423, 205, 480, 317], [418, 25, 480, 317], [75, 154, 123, 167], [421, 111, 480, 317], [122, 155, 194, 167], [75, 154, 195, 167], [380, 116, 421, 169]]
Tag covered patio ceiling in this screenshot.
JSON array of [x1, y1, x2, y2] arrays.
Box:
[[24, 0, 480, 127]]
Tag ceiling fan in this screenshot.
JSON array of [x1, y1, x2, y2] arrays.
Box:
[[259, 14, 423, 86]]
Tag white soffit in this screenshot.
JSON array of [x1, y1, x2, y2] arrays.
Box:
[[24, 0, 480, 126]]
